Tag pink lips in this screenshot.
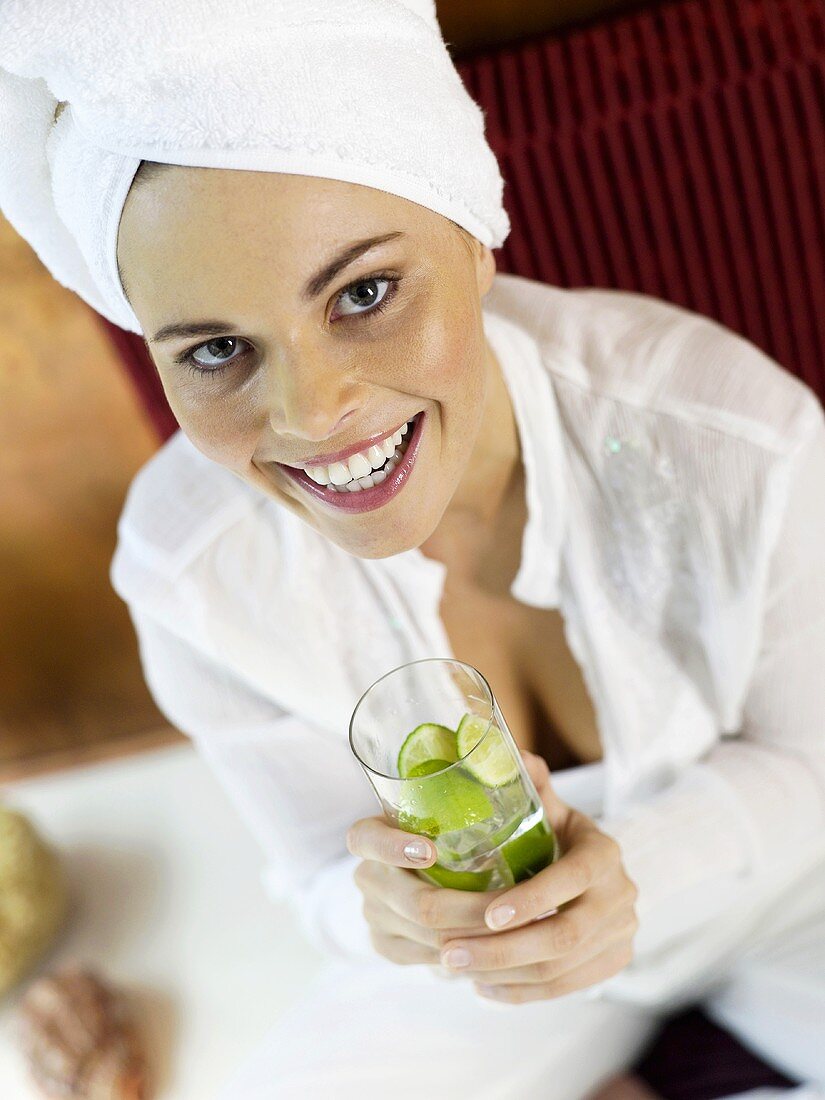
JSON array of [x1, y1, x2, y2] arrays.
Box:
[[292, 416, 412, 470], [278, 411, 425, 514]]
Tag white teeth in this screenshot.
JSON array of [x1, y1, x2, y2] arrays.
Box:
[[367, 444, 386, 470], [346, 480, 362, 492], [347, 452, 372, 480], [306, 466, 330, 485], [306, 416, 417, 491], [327, 461, 351, 486]]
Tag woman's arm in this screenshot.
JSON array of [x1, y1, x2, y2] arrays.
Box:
[[598, 409, 825, 964], [125, 606, 380, 960]]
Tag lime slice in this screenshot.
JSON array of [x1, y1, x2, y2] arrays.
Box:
[[407, 759, 454, 778], [456, 713, 519, 788], [501, 819, 557, 882], [486, 815, 521, 850], [417, 863, 493, 892], [397, 723, 458, 779], [397, 768, 494, 838]]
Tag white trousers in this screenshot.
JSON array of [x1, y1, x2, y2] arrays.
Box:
[[217, 769, 825, 1100]]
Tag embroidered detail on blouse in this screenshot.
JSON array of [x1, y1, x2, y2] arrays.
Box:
[[601, 434, 686, 629]]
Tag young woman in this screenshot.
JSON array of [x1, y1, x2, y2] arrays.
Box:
[[2, 0, 824, 1095], [111, 164, 825, 1099]]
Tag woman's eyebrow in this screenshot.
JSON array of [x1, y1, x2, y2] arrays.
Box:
[[301, 230, 405, 301], [148, 230, 406, 344]]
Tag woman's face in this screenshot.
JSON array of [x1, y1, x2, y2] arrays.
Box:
[[117, 167, 499, 559]]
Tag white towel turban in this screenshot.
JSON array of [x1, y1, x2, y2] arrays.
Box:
[[0, 0, 510, 335]]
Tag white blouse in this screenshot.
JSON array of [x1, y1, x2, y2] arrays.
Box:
[[110, 272, 825, 1004]]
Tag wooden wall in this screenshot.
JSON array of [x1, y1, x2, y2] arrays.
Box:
[[438, 0, 655, 56], [0, 216, 183, 780]]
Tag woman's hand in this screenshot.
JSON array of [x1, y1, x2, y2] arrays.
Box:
[[347, 750, 639, 998], [346, 817, 503, 967], [442, 751, 641, 1003]]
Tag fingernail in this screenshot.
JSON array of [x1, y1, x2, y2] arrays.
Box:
[[441, 947, 471, 969], [487, 904, 516, 929], [403, 840, 432, 863], [476, 983, 498, 997]]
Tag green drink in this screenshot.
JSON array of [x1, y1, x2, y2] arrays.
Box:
[[349, 660, 559, 891]]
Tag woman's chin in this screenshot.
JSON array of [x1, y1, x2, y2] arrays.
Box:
[[323, 511, 439, 561], [332, 530, 424, 561]]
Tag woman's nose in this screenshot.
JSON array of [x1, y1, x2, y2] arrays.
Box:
[[267, 357, 364, 442]]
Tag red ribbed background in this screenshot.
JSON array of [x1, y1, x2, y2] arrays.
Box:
[[99, 0, 825, 442], [459, 0, 825, 396]]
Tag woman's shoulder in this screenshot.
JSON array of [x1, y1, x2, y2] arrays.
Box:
[[110, 430, 283, 601], [486, 273, 822, 458]]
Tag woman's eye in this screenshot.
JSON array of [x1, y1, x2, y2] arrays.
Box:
[[335, 276, 395, 318], [188, 336, 248, 371], [179, 275, 398, 378]]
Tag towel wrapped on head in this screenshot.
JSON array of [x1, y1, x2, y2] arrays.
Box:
[[0, 0, 510, 335]]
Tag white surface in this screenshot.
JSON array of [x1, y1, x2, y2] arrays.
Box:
[[0, 743, 326, 1099]]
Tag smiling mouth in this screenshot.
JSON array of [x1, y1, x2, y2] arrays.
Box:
[[318, 421, 413, 491], [275, 411, 426, 513], [286, 413, 420, 490]]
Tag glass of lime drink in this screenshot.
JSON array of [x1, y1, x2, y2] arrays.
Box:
[[349, 658, 559, 891]]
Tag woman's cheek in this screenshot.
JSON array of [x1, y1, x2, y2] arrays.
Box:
[[395, 302, 483, 411], [167, 383, 257, 472]]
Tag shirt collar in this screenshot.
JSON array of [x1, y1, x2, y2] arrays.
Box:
[[373, 306, 568, 610], [486, 307, 568, 608]]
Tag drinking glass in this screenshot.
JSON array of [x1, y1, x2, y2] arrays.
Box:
[[349, 658, 559, 891]]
